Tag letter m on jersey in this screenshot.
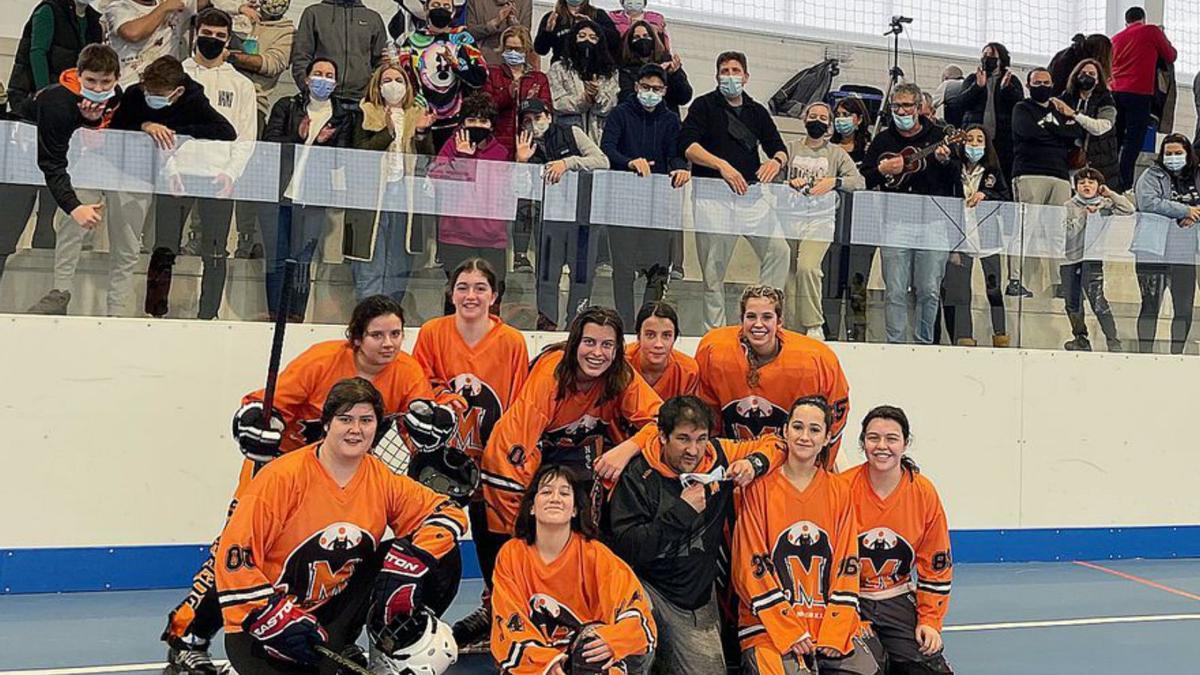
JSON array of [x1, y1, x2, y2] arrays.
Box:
[[307, 560, 359, 602]]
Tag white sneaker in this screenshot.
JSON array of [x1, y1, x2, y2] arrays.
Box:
[[806, 326, 825, 341]]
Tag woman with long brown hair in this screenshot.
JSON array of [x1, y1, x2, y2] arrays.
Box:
[[534, 0, 621, 64], [1053, 57, 1121, 189]]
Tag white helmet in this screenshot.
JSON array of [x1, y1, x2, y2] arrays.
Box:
[[369, 610, 458, 675]]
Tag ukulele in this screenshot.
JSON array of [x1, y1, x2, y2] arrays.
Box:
[[879, 126, 967, 188]]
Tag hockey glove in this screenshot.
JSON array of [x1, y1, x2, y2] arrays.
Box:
[[233, 402, 286, 463], [243, 594, 327, 667], [565, 624, 608, 674], [402, 400, 457, 452], [369, 539, 436, 632]]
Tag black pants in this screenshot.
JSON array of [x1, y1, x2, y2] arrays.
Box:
[[0, 184, 57, 283], [1113, 92, 1153, 191], [467, 499, 509, 590], [513, 199, 538, 256], [262, 204, 327, 322], [1061, 260, 1118, 340], [859, 594, 953, 674], [608, 224, 671, 329], [1136, 261, 1197, 354], [225, 542, 462, 674], [822, 242, 877, 340], [941, 253, 1005, 342], [148, 186, 235, 319]]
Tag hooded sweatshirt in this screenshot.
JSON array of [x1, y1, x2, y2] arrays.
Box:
[[32, 68, 121, 214], [110, 73, 237, 142], [290, 0, 387, 102], [173, 57, 257, 179], [606, 432, 781, 610]]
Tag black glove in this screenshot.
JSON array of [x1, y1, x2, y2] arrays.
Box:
[[402, 400, 457, 452], [243, 594, 327, 667], [369, 540, 436, 632], [233, 402, 286, 463], [566, 623, 607, 674]]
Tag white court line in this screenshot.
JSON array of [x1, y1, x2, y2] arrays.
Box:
[[5, 614, 1200, 675]]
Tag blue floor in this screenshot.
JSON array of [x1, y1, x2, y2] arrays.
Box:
[[2, 560, 1199, 674]]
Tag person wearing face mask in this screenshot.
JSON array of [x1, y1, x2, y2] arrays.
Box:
[[483, 25, 553, 161], [548, 19, 620, 145], [290, 0, 387, 106], [681, 51, 790, 331], [22, 44, 126, 316], [105, 0, 209, 89], [1058, 168, 1130, 352], [535, 0, 621, 64], [1009, 67, 1085, 300], [139, 8, 256, 320], [344, 63, 435, 305], [428, 92, 513, 308], [861, 83, 956, 345], [940, 125, 1011, 348], [263, 57, 359, 321], [1054, 58, 1121, 189], [465, 0, 531, 66], [956, 42, 1022, 181], [616, 20, 691, 116], [600, 63, 691, 328], [784, 101, 864, 340], [1133, 134, 1200, 354], [609, 0, 669, 49], [512, 98, 610, 331]]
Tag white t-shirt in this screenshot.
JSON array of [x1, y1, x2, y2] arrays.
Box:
[[105, 0, 197, 87]]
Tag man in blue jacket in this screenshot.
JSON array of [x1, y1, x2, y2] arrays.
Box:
[[600, 63, 691, 327]]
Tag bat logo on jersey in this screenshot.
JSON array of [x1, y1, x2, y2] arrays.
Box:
[[772, 520, 833, 607], [278, 523, 377, 607], [449, 373, 504, 455], [858, 527, 916, 590], [541, 415, 611, 466], [300, 418, 325, 445], [528, 594, 585, 646], [722, 396, 788, 440]]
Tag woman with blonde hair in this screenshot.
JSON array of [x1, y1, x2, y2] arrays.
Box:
[[345, 61, 435, 304], [484, 24, 553, 160]]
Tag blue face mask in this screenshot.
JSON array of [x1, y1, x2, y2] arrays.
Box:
[[833, 117, 855, 135], [1164, 154, 1187, 172], [964, 145, 986, 163], [637, 89, 663, 109], [80, 86, 115, 103], [145, 93, 173, 110], [892, 113, 916, 131], [718, 76, 743, 99], [502, 50, 526, 66], [309, 76, 336, 101]]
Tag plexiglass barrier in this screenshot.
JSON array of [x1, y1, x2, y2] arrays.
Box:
[[0, 119, 1196, 354]]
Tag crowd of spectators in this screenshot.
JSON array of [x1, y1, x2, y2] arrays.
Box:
[[0, 2, 1197, 354]]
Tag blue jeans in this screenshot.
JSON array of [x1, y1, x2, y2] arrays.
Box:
[[881, 247, 949, 344], [351, 210, 412, 303]]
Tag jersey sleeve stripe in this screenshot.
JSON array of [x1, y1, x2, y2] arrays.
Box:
[[917, 581, 952, 594], [481, 471, 526, 492], [616, 608, 656, 649], [426, 514, 466, 539], [737, 624, 767, 640], [828, 592, 860, 610], [749, 589, 787, 614], [499, 638, 547, 671], [217, 584, 275, 607]]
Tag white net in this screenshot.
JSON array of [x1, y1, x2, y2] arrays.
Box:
[[1164, 0, 1200, 79]]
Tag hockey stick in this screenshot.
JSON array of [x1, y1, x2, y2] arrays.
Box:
[[315, 645, 372, 675], [260, 258, 297, 423], [587, 437, 605, 532]]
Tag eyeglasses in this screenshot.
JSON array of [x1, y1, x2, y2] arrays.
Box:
[[637, 83, 666, 94], [888, 102, 917, 112]]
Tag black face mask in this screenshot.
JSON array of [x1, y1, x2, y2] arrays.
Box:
[[1076, 74, 1097, 91], [805, 120, 829, 138], [196, 36, 226, 61], [427, 7, 453, 29], [982, 56, 999, 73], [1029, 85, 1054, 103], [576, 41, 596, 62], [630, 37, 653, 57], [466, 126, 491, 145]]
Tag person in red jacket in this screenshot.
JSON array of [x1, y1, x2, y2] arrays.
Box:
[[483, 25, 553, 160], [1110, 6, 1177, 189]]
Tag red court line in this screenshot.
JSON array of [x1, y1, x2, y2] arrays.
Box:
[[1073, 560, 1200, 602]]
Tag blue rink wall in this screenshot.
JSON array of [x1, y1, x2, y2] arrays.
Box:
[[3, 317, 1199, 594]]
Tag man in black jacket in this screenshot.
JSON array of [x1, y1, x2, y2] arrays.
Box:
[[681, 51, 790, 331], [23, 44, 124, 315], [862, 82, 956, 345], [607, 395, 780, 674]]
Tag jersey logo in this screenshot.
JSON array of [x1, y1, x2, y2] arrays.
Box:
[[541, 415, 612, 469], [722, 396, 788, 440], [528, 593, 585, 646], [772, 520, 833, 608], [299, 418, 325, 445], [858, 527, 916, 590], [278, 523, 377, 609], [449, 373, 504, 455]]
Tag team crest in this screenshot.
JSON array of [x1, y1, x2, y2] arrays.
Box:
[[722, 395, 788, 440], [772, 520, 833, 607], [528, 594, 585, 646], [449, 373, 504, 455], [278, 523, 377, 608], [858, 527, 916, 590], [542, 415, 611, 462]]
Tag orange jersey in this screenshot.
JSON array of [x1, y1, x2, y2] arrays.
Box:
[[695, 327, 850, 467], [841, 464, 953, 631], [626, 343, 701, 401], [215, 444, 468, 633], [412, 316, 530, 460], [480, 350, 662, 533], [732, 468, 862, 656], [491, 534, 656, 674]]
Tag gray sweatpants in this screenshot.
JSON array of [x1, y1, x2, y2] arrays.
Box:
[[643, 582, 725, 675], [52, 188, 148, 317], [1011, 174, 1072, 284]]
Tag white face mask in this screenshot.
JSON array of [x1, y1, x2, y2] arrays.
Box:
[[531, 117, 551, 137], [380, 80, 407, 105]]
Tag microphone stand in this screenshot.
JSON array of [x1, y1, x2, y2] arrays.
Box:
[[873, 17, 908, 138]]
